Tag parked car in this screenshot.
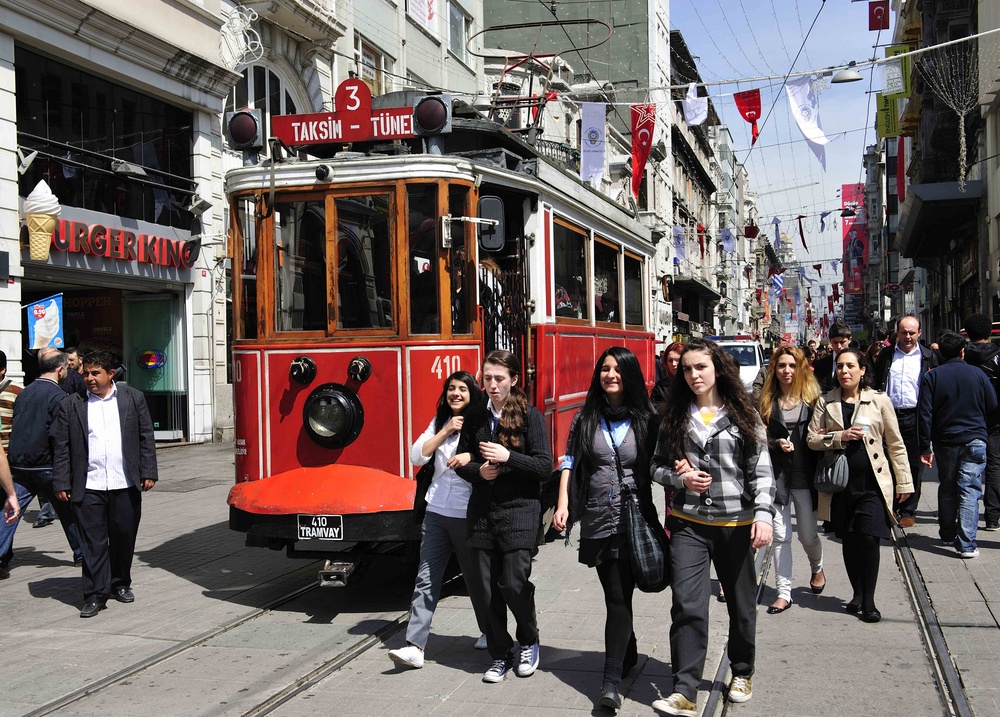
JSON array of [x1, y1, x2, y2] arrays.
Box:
[[717, 340, 766, 392]]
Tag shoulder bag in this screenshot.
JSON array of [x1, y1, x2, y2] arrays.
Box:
[[604, 417, 671, 592], [813, 449, 849, 493]]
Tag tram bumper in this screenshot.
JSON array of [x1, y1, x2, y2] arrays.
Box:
[[227, 465, 421, 544]]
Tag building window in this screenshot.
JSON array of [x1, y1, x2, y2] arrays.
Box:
[[224, 65, 298, 158], [448, 2, 471, 63], [15, 45, 194, 228], [355, 36, 394, 96]]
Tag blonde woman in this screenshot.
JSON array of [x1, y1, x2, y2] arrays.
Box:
[[758, 346, 825, 614]]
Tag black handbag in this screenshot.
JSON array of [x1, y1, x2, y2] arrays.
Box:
[[814, 450, 849, 493], [604, 418, 671, 593], [412, 461, 436, 523]]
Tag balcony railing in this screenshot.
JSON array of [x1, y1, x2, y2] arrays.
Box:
[[535, 139, 580, 173]]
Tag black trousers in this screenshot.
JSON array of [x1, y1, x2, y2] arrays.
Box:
[[668, 519, 757, 701], [893, 409, 923, 518], [73, 487, 141, 603], [470, 547, 538, 659], [984, 432, 1000, 526]]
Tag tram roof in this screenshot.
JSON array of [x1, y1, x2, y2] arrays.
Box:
[[225, 113, 653, 252]]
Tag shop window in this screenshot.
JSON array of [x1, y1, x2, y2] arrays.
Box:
[[236, 198, 258, 340], [15, 45, 194, 228], [274, 200, 327, 332], [449, 186, 474, 335], [448, 2, 472, 64], [594, 239, 621, 324], [409, 185, 440, 335], [336, 194, 394, 329], [624, 253, 644, 327], [355, 36, 394, 96], [553, 220, 588, 320]]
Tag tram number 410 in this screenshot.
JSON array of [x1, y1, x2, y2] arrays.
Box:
[[430, 355, 461, 380], [297, 514, 344, 540]]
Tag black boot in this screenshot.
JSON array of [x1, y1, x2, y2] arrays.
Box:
[[622, 633, 638, 676], [599, 657, 624, 710]]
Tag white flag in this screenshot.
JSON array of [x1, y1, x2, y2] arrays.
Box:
[[682, 83, 708, 126], [785, 76, 830, 170], [580, 102, 606, 185]]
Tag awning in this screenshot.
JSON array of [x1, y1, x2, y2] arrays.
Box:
[[673, 275, 721, 301], [894, 180, 983, 259]]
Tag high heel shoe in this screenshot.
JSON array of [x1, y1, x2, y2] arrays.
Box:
[[810, 571, 826, 594]]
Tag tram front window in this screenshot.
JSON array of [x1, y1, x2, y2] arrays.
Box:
[[624, 253, 644, 327], [274, 201, 326, 332], [594, 239, 621, 324], [408, 185, 440, 335], [336, 195, 393, 330]]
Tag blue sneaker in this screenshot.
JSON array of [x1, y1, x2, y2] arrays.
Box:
[[483, 654, 514, 683], [515, 641, 539, 677]]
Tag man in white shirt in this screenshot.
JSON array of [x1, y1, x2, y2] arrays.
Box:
[[872, 316, 938, 527], [53, 351, 158, 618]]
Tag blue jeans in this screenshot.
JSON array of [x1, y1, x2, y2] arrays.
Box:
[[0, 469, 83, 567], [936, 440, 987, 552]]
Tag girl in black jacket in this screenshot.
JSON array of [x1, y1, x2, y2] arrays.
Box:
[[553, 347, 658, 710], [457, 350, 551, 684]]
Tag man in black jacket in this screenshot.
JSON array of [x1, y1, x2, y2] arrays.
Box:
[[918, 331, 996, 558], [962, 313, 1000, 531], [53, 351, 158, 618], [812, 321, 853, 393], [0, 348, 82, 575], [872, 316, 938, 527]]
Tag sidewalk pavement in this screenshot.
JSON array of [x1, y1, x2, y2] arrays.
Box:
[[1, 443, 997, 716]]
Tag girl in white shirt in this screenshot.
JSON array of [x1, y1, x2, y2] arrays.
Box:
[[389, 371, 489, 669]]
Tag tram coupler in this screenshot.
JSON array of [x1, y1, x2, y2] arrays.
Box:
[[318, 560, 356, 587]]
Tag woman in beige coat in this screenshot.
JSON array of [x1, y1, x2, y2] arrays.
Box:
[[807, 349, 913, 623]]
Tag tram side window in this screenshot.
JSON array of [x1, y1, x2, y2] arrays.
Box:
[[237, 199, 257, 340], [449, 186, 473, 335], [336, 195, 393, 330], [553, 221, 588, 320], [594, 240, 621, 324], [274, 201, 327, 332], [624, 253, 644, 327], [408, 186, 440, 335]]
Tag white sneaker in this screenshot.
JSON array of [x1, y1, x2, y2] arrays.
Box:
[[475, 633, 488, 650], [388, 644, 424, 669], [959, 548, 981, 559]]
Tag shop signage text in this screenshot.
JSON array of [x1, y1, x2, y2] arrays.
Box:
[[52, 220, 199, 269]]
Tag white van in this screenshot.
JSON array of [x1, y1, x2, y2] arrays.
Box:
[[717, 340, 766, 392]]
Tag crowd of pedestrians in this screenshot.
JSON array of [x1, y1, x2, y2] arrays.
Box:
[[382, 312, 1000, 716]]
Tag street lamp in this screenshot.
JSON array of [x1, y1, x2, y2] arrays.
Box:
[[832, 61, 864, 84]]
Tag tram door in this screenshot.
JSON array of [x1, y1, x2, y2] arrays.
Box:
[[478, 192, 528, 374]]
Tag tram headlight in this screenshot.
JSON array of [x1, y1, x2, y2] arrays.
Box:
[[302, 383, 365, 449]]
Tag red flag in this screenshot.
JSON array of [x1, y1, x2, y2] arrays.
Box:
[[796, 215, 808, 251], [832, 284, 840, 301], [869, 0, 889, 31], [745, 265, 754, 281], [734, 89, 762, 146], [744, 220, 760, 239], [813, 263, 822, 278], [755, 288, 762, 305], [828, 296, 834, 313], [697, 223, 706, 259], [767, 266, 786, 278], [807, 289, 812, 302], [630, 104, 656, 199], [807, 307, 813, 325]]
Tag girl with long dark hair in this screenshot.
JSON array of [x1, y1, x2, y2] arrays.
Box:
[[651, 339, 775, 716], [457, 350, 552, 683], [389, 371, 490, 669], [552, 347, 658, 710]]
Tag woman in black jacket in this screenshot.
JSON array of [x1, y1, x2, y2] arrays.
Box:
[[552, 347, 658, 710], [457, 350, 551, 684], [757, 346, 825, 614]]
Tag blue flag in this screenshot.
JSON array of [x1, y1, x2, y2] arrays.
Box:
[[27, 293, 64, 349]]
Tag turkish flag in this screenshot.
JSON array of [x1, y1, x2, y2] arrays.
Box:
[[869, 1, 889, 31], [734, 89, 762, 146], [630, 104, 656, 199], [828, 296, 835, 313], [755, 288, 762, 305], [744, 220, 760, 239], [697, 223, 706, 259], [832, 284, 840, 301]]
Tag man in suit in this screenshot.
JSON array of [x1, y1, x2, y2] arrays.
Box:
[[872, 316, 939, 527], [813, 321, 853, 393], [53, 351, 158, 618]]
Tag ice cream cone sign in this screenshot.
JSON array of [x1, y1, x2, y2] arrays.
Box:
[[23, 180, 60, 262]]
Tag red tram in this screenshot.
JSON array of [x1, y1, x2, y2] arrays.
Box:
[[225, 80, 656, 582]]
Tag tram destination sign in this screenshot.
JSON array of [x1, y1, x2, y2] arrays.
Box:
[[272, 79, 414, 145]]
